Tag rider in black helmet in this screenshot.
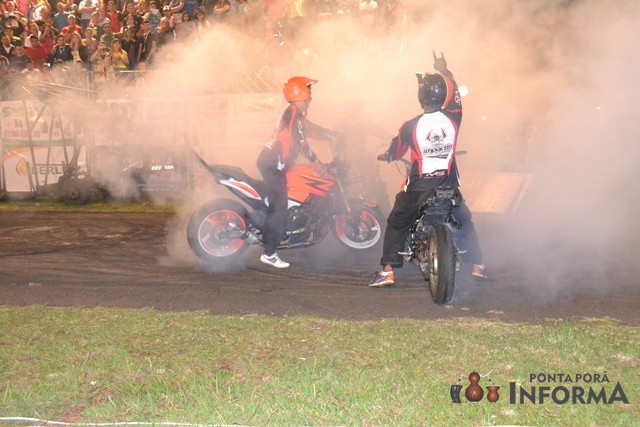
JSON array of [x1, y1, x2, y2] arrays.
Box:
[[368, 52, 487, 287]]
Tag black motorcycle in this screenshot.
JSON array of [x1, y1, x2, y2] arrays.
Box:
[[393, 159, 462, 305]]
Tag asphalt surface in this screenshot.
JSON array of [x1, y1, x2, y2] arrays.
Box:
[[0, 210, 638, 325]]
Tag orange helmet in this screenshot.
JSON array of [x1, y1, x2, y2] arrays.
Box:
[[283, 76, 318, 102]]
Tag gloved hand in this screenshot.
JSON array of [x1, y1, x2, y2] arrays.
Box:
[[313, 159, 327, 175], [433, 50, 447, 73], [377, 152, 391, 162]]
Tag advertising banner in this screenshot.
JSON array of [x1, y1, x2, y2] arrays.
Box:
[[0, 99, 84, 193]]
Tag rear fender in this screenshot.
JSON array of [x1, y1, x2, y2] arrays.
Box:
[[218, 177, 266, 211]]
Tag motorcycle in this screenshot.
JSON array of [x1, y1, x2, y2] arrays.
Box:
[[187, 147, 386, 266], [392, 158, 463, 305]]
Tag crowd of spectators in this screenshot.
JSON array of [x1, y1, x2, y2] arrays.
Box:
[[0, 0, 405, 90]]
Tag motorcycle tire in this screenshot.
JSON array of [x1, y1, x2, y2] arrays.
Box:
[[427, 223, 456, 305], [58, 177, 90, 206], [186, 199, 251, 264], [332, 205, 384, 250]]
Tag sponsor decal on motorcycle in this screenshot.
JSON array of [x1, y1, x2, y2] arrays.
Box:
[[220, 178, 262, 200]]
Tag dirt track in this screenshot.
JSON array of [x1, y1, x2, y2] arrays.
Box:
[[0, 210, 638, 325]]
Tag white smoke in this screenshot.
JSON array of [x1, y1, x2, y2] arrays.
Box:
[[28, 0, 639, 288]]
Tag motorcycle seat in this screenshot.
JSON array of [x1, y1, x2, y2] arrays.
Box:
[[205, 163, 267, 194]]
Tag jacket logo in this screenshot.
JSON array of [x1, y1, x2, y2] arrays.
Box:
[[426, 128, 447, 146]]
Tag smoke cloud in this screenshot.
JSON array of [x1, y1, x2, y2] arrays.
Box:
[[30, 0, 638, 297]]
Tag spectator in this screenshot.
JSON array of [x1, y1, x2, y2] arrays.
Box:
[[60, 14, 82, 43], [28, 0, 49, 23], [82, 25, 97, 50], [39, 24, 56, 55], [106, 0, 122, 33], [211, 0, 230, 22], [287, 0, 306, 42], [4, 25, 22, 45], [0, 34, 14, 57], [22, 20, 40, 47], [90, 39, 113, 84], [53, 1, 70, 32], [16, 0, 28, 17], [234, 0, 252, 28], [47, 57, 67, 83], [20, 57, 40, 79], [194, 8, 210, 34], [96, 5, 111, 28], [77, 0, 97, 31], [120, 26, 138, 69], [121, 2, 135, 20], [47, 33, 71, 65], [9, 42, 30, 71], [62, 0, 75, 13], [16, 16, 29, 37], [176, 11, 195, 40], [110, 37, 128, 73], [121, 12, 140, 37], [86, 12, 100, 37], [25, 34, 47, 68], [100, 21, 119, 46], [156, 16, 175, 46], [3, 1, 24, 20], [3, 15, 22, 36], [168, 0, 184, 15], [37, 5, 50, 25], [145, 1, 161, 33], [137, 20, 156, 66], [160, 5, 176, 31], [181, 0, 198, 18], [68, 31, 87, 65], [264, 0, 285, 38]]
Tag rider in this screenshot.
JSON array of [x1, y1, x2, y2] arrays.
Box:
[[257, 76, 340, 269], [368, 52, 487, 287]]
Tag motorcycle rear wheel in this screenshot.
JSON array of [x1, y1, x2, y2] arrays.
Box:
[[187, 199, 251, 264], [332, 205, 384, 250], [427, 223, 456, 305]]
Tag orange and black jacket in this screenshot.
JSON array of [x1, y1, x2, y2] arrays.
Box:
[[262, 103, 336, 171]]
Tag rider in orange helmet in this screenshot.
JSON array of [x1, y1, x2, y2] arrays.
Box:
[[257, 76, 340, 268]]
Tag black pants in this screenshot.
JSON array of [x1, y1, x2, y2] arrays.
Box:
[[381, 190, 483, 268], [257, 151, 288, 256]]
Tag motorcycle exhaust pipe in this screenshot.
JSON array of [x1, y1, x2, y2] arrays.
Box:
[[240, 230, 260, 245], [227, 220, 261, 245]]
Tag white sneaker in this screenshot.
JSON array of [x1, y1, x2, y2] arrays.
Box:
[[260, 252, 290, 269]]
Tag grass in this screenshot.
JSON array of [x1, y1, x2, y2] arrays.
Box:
[[0, 307, 637, 426]]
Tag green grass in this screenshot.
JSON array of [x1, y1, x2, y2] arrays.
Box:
[[0, 307, 637, 426]]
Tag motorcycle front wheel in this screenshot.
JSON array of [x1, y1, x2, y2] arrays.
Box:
[[427, 223, 456, 305], [186, 199, 251, 264], [332, 205, 384, 250]]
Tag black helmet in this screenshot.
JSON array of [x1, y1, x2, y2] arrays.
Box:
[[416, 72, 451, 110]]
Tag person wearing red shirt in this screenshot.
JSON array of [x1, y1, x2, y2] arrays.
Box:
[[25, 35, 48, 68], [105, 0, 122, 33], [60, 14, 82, 43]]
